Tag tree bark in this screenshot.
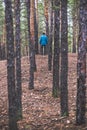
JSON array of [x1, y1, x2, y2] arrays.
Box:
[[60, 0, 68, 116], [44, 0, 49, 54], [14, 0, 22, 120], [48, 0, 53, 71], [76, 0, 87, 125], [4, 0, 18, 129], [52, 0, 60, 98], [26, 0, 35, 89], [34, 0, 39, 54]]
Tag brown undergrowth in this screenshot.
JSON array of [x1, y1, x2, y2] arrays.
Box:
[[0, 53, 87, 130]]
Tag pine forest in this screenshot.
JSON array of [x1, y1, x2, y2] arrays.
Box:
[[0, 0, 87, 130]]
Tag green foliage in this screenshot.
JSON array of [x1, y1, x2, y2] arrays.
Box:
[[38, 1, 46, 34]]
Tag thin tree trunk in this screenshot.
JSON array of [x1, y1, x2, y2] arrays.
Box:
[[52, 0, 60, 98], [44, 0, 49, 54], [30, 0, 37, 72], [60, 0, 68, 116], [26, 0, 35, 89], [48, 0, 53, 71], [34, 0, 39, 54], [72, 0, 79, 53]]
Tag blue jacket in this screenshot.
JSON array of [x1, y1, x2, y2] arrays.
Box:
[[39, 34, 48, 46]]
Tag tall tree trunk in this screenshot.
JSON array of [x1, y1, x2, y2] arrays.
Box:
[[26, 0, 35, 89], [52, 0, 60, 98], [14, 0, 22, 120], [48, 0, 53, 71], [34, 0, 39, 54], [30, 0, 37, 72], [60, 0, 68, 116], [44, 0, 49, 54], [76, 0, 87, 125], [72, 0, 79, 53], [4, 0, 18, 130]]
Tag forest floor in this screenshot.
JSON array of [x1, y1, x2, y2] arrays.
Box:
[[0, 53, 87, 130]]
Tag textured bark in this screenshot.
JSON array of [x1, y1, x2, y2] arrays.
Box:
[[52, 0, 60, 98], [0, 43, 6, 60], [44, 0, 49, 54], [30, 0, 37, 72], [72, 0, 79, 53], [34, 0, 39, 54], [76, 0, 87, 125], [4, 0, 18, 130], [14, 0, 22, 120], [48, 0, 53, 71], [26, 0, 34, 89], [44, 0, 49, 36], [60, 0, 68, 116]]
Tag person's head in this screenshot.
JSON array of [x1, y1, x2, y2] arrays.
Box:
[[42, 32, 45, 35]]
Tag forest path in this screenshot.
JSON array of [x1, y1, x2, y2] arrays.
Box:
[[0, 53, 87, 130]]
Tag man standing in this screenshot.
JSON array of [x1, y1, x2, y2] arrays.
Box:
[[39, 32, 48, 55]]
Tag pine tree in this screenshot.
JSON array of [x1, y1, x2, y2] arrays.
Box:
[[52, 0, 60, 98], [34, 0, 39, 54], [4, 0, 18, 129], [60, 0, 68, 116], [48, 0, 53, 71], [14, 0, 22, 120], [76, 0, 87, 125]]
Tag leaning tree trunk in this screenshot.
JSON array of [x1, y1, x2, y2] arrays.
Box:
[[4, 0, 18, 130], [60, 0, 68, 116], [76, 0, 87, 125], [52, 0, 60, 98], [14, 0, 22, 120]]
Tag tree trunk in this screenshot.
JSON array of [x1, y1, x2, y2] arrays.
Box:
[[44, 0, 49, 35], [26, 0, 35, 89], [60, 0, 68, 116], [76, 0, 87, 125], [14, 0, 22, 120], [44, 0, 49, 54], [30, 0, 37, 72], [48, 0, 53, 71], [34, 0, 39, 54], [4, 0, 18, 130], [52, 0, 60, 98], [72, 0, 79, 53]]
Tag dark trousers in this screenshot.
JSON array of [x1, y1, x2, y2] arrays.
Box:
[[40, 45, 47, 55]]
